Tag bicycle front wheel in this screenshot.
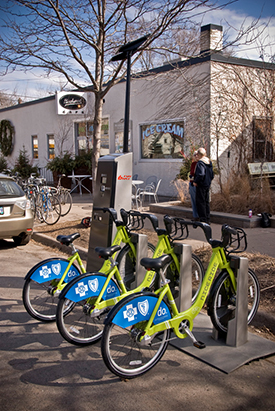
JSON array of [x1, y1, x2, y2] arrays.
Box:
[[59, 189, 72, 216], [56, 294, 109, 346], [42, 194, 61, 225], [209, 268, 260, 336], [101, 320, 170, 379], [116, 242, 155, 290]]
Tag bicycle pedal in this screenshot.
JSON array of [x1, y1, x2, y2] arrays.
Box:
[[193, 341, 206, 349]]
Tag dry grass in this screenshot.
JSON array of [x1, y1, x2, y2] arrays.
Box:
[[175, 173, 274, 215]]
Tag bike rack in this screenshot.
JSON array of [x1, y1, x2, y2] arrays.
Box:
[[131, 233, 149, 288], [212, 256, 248, 347], [174, 243, 192, 311]]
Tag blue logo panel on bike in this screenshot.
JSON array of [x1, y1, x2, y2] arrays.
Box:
[[64, 275, 121, 302], [30, 260, 80, 283], [113, 296, 171, 328]]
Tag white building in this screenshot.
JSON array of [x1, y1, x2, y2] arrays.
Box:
[[0, 24, 274, 198]]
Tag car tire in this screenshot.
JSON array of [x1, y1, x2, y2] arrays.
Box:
[[13, 235, 30, 246]]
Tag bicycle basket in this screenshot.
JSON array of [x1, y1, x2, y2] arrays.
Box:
[[225, 227, 247, 254], [163, 215, 189, 241]]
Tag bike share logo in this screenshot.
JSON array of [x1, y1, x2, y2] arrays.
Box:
[[75, 281, 88, 297], [123, 304, 138, 322], [138, 300, 149, 316], [123, 299, 149, 322], [67, 269, 78, 278], [39, 265, 51, 279], [88, 278, 99, 293], [52, 263, 61, 276], [118, 175, 131, 181]]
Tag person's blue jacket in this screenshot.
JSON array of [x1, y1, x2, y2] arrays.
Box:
[[194, 157, 214, 188]]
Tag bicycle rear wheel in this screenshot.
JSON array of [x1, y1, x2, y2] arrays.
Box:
[[23, 277, 60, 321], [208, 268, 260, 336], [59, 189, 72, 216], [56, 294, 109, 346], [101, 296, 170, 379]]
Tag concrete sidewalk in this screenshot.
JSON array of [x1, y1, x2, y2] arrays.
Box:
[[34, 193, 275, 259]]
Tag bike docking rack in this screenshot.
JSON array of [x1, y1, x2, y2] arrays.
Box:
[[165, 219, 275, 374]]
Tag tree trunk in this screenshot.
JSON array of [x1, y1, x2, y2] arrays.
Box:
[[92, 93, 104, 182]]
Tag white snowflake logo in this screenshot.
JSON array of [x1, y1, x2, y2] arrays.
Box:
[[75, 281, 88, 297], [123, 304, 138, 322], [39, 265, 51, 279]]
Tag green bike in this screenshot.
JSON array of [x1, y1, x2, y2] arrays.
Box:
[[56, 214, 204, 346], [23, 207, 154, 322], [101, 219, 260, 379]]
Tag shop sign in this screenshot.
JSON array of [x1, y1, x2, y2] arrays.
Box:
[[57, 91, 88, 115]]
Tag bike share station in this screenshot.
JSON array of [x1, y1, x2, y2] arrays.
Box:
[[87, 37, 275, 374]]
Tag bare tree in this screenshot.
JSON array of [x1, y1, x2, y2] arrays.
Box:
[[0, 0, 223, 180]]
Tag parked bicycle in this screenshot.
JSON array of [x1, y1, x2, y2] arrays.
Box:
[[56, 213, 204, 346], [49, 174, 72, 217], [101, 219, 260, 379], [23, 207, 155, 322]]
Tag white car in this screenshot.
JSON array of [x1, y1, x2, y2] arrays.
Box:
[[0, 173, 34, 245]]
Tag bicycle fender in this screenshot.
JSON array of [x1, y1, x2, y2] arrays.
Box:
[[105, 292, 171, 328], [60, 273, 121, 303], [25, 258, 81, 284]]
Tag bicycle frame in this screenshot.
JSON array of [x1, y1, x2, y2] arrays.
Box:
[[69, 226, 182, 314], [138, 244, 237, 341]]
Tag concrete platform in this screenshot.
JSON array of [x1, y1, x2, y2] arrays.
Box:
[[170, 313, 275, 374]]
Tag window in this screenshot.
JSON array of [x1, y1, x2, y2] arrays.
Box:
[[253, 118, 273, 162], [47, 134, 55, 159], [75, 118, 109, 156], [140, 119, 185, 159], [32, 135, 38, 159]]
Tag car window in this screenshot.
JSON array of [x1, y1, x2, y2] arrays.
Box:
[[0, 179, 25, 197]]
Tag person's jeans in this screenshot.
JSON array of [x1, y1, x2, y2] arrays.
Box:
[[196, 185, 210, 223], [189, 182, 199, 219]]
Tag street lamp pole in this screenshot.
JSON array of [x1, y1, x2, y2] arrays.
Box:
[[111, 35, 149, 153]]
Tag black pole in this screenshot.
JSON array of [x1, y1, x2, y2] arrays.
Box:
[[123, 52, 132, 153]]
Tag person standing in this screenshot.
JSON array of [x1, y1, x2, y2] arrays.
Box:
[[189, 151, 199, 220], [193, 147, 214, 223]]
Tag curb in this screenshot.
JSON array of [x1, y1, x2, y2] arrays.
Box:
[[32, 231, 88, 261]]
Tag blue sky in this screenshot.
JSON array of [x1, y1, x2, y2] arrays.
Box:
[[1, 0, 275, 101]]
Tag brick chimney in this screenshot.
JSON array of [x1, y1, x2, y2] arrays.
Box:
[[200, 24, 223, 54]]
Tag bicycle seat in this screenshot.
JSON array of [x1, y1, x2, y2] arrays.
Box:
[[56, 232, 80, 246], [95, 245, 121, 259], [140, 254, 172, 271]]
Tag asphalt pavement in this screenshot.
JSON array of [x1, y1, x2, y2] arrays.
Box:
[[0, 194, 275, 411]]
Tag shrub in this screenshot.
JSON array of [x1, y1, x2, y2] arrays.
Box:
[[13, 146, 39, 179]]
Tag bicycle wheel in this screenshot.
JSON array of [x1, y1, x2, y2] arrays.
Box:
[[23, 277, 61, 321], [42, 194, 61, 225], [116, 243, 155, 290], [56, 294, 110, 346], [59, 189, 72, 217], [208, 268, 260, 336], [23, 259, 82, 321], [101, 295, 170, 379], [157, 253, 204, 303], [35, 193, 44, 222]]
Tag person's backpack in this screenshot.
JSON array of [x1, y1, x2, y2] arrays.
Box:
[[259, 212, 272, 228]]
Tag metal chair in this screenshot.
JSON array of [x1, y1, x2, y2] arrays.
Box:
[[132, 182, 142, 209], [140, 178, 162, 204]]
